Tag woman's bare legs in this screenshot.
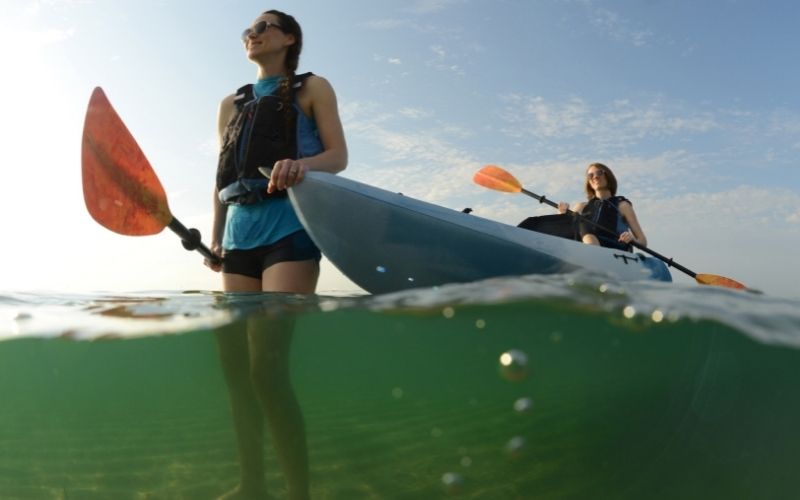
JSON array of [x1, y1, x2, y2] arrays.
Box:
[[217, 260, 318, 500], [582, 233, 600, 246]]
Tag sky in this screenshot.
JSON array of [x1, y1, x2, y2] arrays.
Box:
[[0, 0, 798, 298]]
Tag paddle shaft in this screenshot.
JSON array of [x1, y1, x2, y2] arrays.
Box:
[[167, 217, 221, 266], [520, 188, 699, 279]]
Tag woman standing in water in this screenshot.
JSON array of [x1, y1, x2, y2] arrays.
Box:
[[558, 163, 647, 251], [205, 9, 347, 500]]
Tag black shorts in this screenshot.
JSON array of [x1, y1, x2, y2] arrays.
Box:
[[222, 230, 321, 279]]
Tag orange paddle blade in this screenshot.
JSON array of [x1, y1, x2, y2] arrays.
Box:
[[473, 165, 523, 193], [81, 87, 171, 236], [695, 273, 746, 290]]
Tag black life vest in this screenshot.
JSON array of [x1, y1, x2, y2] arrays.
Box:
[[580, 196, 632, 250], [216, 72, 313, 204]]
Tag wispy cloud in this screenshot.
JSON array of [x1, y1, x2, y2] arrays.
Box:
[[406, 0, 468, 15], [342, 100, 698, 210], [590, 7, 653, 47], [342, 102, 479, 202], [397, 107, 431, 119], [498, 94, 718, 152], [426, 44, 466, 76], [362, 18, 412, 30], [362, 18, 441, 34], [769, 109, 800, 136], [647, 186, 800, 230], [373, 53, 404, 66], [563, 0, 659, 47], [349, 124, 478, 201], [430, 45, 447, 58]]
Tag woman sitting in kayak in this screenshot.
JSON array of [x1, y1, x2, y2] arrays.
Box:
[[558, 163, 647, 251]]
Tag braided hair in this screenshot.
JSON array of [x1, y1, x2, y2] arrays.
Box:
[[265, 10, 302, 120]]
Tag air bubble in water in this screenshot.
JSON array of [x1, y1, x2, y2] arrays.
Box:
[[505, 435, 526, 459], [499, 349, 529, 382], [513, 397, 534, 414], [623, 305, 636, 319], [441, 472, 464, 494]]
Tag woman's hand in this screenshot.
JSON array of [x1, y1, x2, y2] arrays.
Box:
[[618, 231, 636, 244], [557, 202, 569, 214], [267, 159, 308, 193], [204, 243, 223, 272]]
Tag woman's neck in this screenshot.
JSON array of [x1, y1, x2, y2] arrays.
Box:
[[254, 56, 288, 80], [594, 189, 612, 200]]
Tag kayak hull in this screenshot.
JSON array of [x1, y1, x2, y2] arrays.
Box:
[[289, 172, 671, 294]]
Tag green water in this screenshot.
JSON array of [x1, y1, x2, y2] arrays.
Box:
[[1, 282, 799, 499]]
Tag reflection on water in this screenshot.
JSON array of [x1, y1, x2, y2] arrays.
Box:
[[1, 279, 800, 498]]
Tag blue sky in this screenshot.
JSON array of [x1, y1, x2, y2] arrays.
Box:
[[1, 0, 798, 298]]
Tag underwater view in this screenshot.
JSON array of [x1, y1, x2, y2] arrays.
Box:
[[1, 273, 799, 499]]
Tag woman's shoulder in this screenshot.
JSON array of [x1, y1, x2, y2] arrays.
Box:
[[216, 93, 240, 133], [219, 91, 240, 110], [614, 196, 635, 214], [613, 195, 632, 206], [296, 74, 337, 114], [302, 74, 335, 94], [219, 83, 257, 110]]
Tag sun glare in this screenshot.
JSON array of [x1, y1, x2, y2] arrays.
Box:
[[0, 15, 91, 290]]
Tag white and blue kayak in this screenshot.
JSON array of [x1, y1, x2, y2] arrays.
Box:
[[288, 172, 672, 294]]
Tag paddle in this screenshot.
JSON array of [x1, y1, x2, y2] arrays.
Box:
[[82, 87, 220, 265], [474, 165, 746, 290]]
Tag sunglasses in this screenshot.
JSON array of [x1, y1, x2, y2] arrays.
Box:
[[587, 170, 605, 179], [241, 21, 284, 41]]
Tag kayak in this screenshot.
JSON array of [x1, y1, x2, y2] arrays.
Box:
[[288, 172, 672, 294]]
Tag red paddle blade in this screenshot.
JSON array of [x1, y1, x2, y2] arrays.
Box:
[[695, 273, 747, 290], [81, 87, 171, 236], [473, 165, 523, 193]]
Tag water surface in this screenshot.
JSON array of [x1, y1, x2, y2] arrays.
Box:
[[1, 273, 798, 499]]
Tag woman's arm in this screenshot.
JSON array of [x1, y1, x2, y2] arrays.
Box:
[[269, 75, 348, 192], [205, 95, 236, 271], [618, 201, 648, 247], [302, 75, 348, 172]]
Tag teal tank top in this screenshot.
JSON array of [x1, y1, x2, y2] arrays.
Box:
[[222, 76, 323, 251]]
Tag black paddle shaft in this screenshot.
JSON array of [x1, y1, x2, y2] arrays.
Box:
[[520, 188, 697, 278], [167, 217, 222, 266]]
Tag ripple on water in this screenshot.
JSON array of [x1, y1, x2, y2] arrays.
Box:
[[0, 271, 798, 347]]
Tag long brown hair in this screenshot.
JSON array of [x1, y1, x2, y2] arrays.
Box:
[[584, 162, 618, 198]]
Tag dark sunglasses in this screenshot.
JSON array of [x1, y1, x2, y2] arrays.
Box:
[[241, 21, 284, 41], [587, 170, 605, 179]]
